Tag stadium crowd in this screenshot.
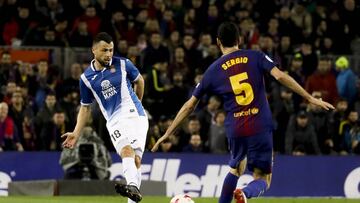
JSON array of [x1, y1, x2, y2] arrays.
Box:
[[0, 0, 360, 156]]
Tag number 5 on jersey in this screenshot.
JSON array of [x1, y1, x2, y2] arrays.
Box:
[[229, 72, 254, 106]]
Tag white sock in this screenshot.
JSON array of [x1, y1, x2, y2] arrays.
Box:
[[122, 157, 138, 187], [127, 168, 142, 203], [137, 168, 142, 188]]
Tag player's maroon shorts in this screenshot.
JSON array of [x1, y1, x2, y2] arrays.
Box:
[[227, 130, 273, 174]]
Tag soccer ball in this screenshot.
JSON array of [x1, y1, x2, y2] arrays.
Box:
[[170, 194, 195, 203]]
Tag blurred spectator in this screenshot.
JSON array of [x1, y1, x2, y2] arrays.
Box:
[[34, 92, 59, 149], [72, 5, 101, 38], [182, 133, 205, 153], [350, 124, 360, 154], [165, 30, 181, 54], [239, 18, 260, 50], [278, 6, 296, 40], [291, 1, 312, 40], [39, 109, 68, 151], [2, 81, 17, 105], [15, 62, 37, 94], [0, 102, 23, 151], [181, 34, 202, 76], [8, 90, 34, 149], [37, 0, 64, 25], [141, 32, 170, 72], [166, 71, 190, 117], [145, 122, 161, 151], [208, 110, 228, 154], [34, 59, 51, 109], [306, 91, 334, 154], [144, 60, 172, 120], [305, 56, 338, 105], [178, 115, 202, 151], [0, 51, 18, 90], [69, 21, 93, 47], [277, 36, 293, 69], [38, 28, 65, 46], [196, 95, 221, 141], [328, 98, 348, 153], [335, 56, 358, 106], [168, 47, 190, 82], [339, 109, 359, 154], [59, 90, 79, 130], [61, 62, 82, 97], [127, 46, 142, 68], [116, 39, 128, 56], [273, 87, 295, 154], [160, 9, 177, 38], [200, 44, 220, 72], [197, 33, 212, 59], [2, 4, 38, 46], [285, 110, 321, 155], [299, 41, 318, 78], [339, 0, 359, 53], [287, 53, 306, 111]]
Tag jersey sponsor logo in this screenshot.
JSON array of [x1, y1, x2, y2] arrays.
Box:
[[222, 57, 248, 70], [233, 107, 259, 117], [101, 80, 117, 99]]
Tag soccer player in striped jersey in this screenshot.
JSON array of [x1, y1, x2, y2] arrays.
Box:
[[62, 32, 148, 202], [151, 22, 334, 203]]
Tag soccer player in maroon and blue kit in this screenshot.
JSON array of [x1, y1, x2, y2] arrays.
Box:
[[152, 22, 334, 203]]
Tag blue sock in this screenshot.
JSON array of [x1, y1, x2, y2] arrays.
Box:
[[219, 173, 238, 203], [243, 179, 267, 198]]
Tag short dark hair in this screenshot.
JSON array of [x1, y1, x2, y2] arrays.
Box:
[[217, 22, 240, 47], [93, 32, 113, 45]]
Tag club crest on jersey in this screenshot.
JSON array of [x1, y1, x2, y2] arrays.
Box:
[[101, 80, 117, 99], [110, 65, 116, 73]]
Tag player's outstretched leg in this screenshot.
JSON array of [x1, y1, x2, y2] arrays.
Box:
[[234, 169, 271, 202], [115, 183, 142, 202]]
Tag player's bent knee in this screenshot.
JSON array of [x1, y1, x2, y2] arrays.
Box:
[[135, 155, 141, 168], [120, 145, 135, 158], [253, 168, 272, 189], [230, 167, 240, 176]]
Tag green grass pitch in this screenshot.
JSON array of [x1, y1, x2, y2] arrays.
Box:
[[0, 196, 359, 203]]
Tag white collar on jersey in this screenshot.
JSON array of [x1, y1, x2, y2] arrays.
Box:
[[90, 58, 113, 72]]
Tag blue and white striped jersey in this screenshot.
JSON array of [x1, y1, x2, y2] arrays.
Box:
[[79, 56, 145, 121]]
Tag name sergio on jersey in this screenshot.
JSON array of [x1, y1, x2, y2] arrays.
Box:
[[222, 57, 248, 70], [101, 80, 117, 99]]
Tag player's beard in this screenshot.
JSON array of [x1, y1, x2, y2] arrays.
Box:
[[98, 58, 110, 67]]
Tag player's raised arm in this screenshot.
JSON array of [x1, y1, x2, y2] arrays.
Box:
[[151, 96, 199, 152], [270, 67, 335, 110], [61, 105, 91, 148]]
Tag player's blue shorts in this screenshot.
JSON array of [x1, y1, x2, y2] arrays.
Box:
[[228, 130, 273, 174]]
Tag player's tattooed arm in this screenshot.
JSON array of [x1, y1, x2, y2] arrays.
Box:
[[133, 74, 145, 101]]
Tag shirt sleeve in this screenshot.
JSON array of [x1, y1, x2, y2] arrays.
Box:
[[192, 70, 211, 99], [79, 78, 94, 105], [259, 52, 276, 72], [125, 59, 140, 82]]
